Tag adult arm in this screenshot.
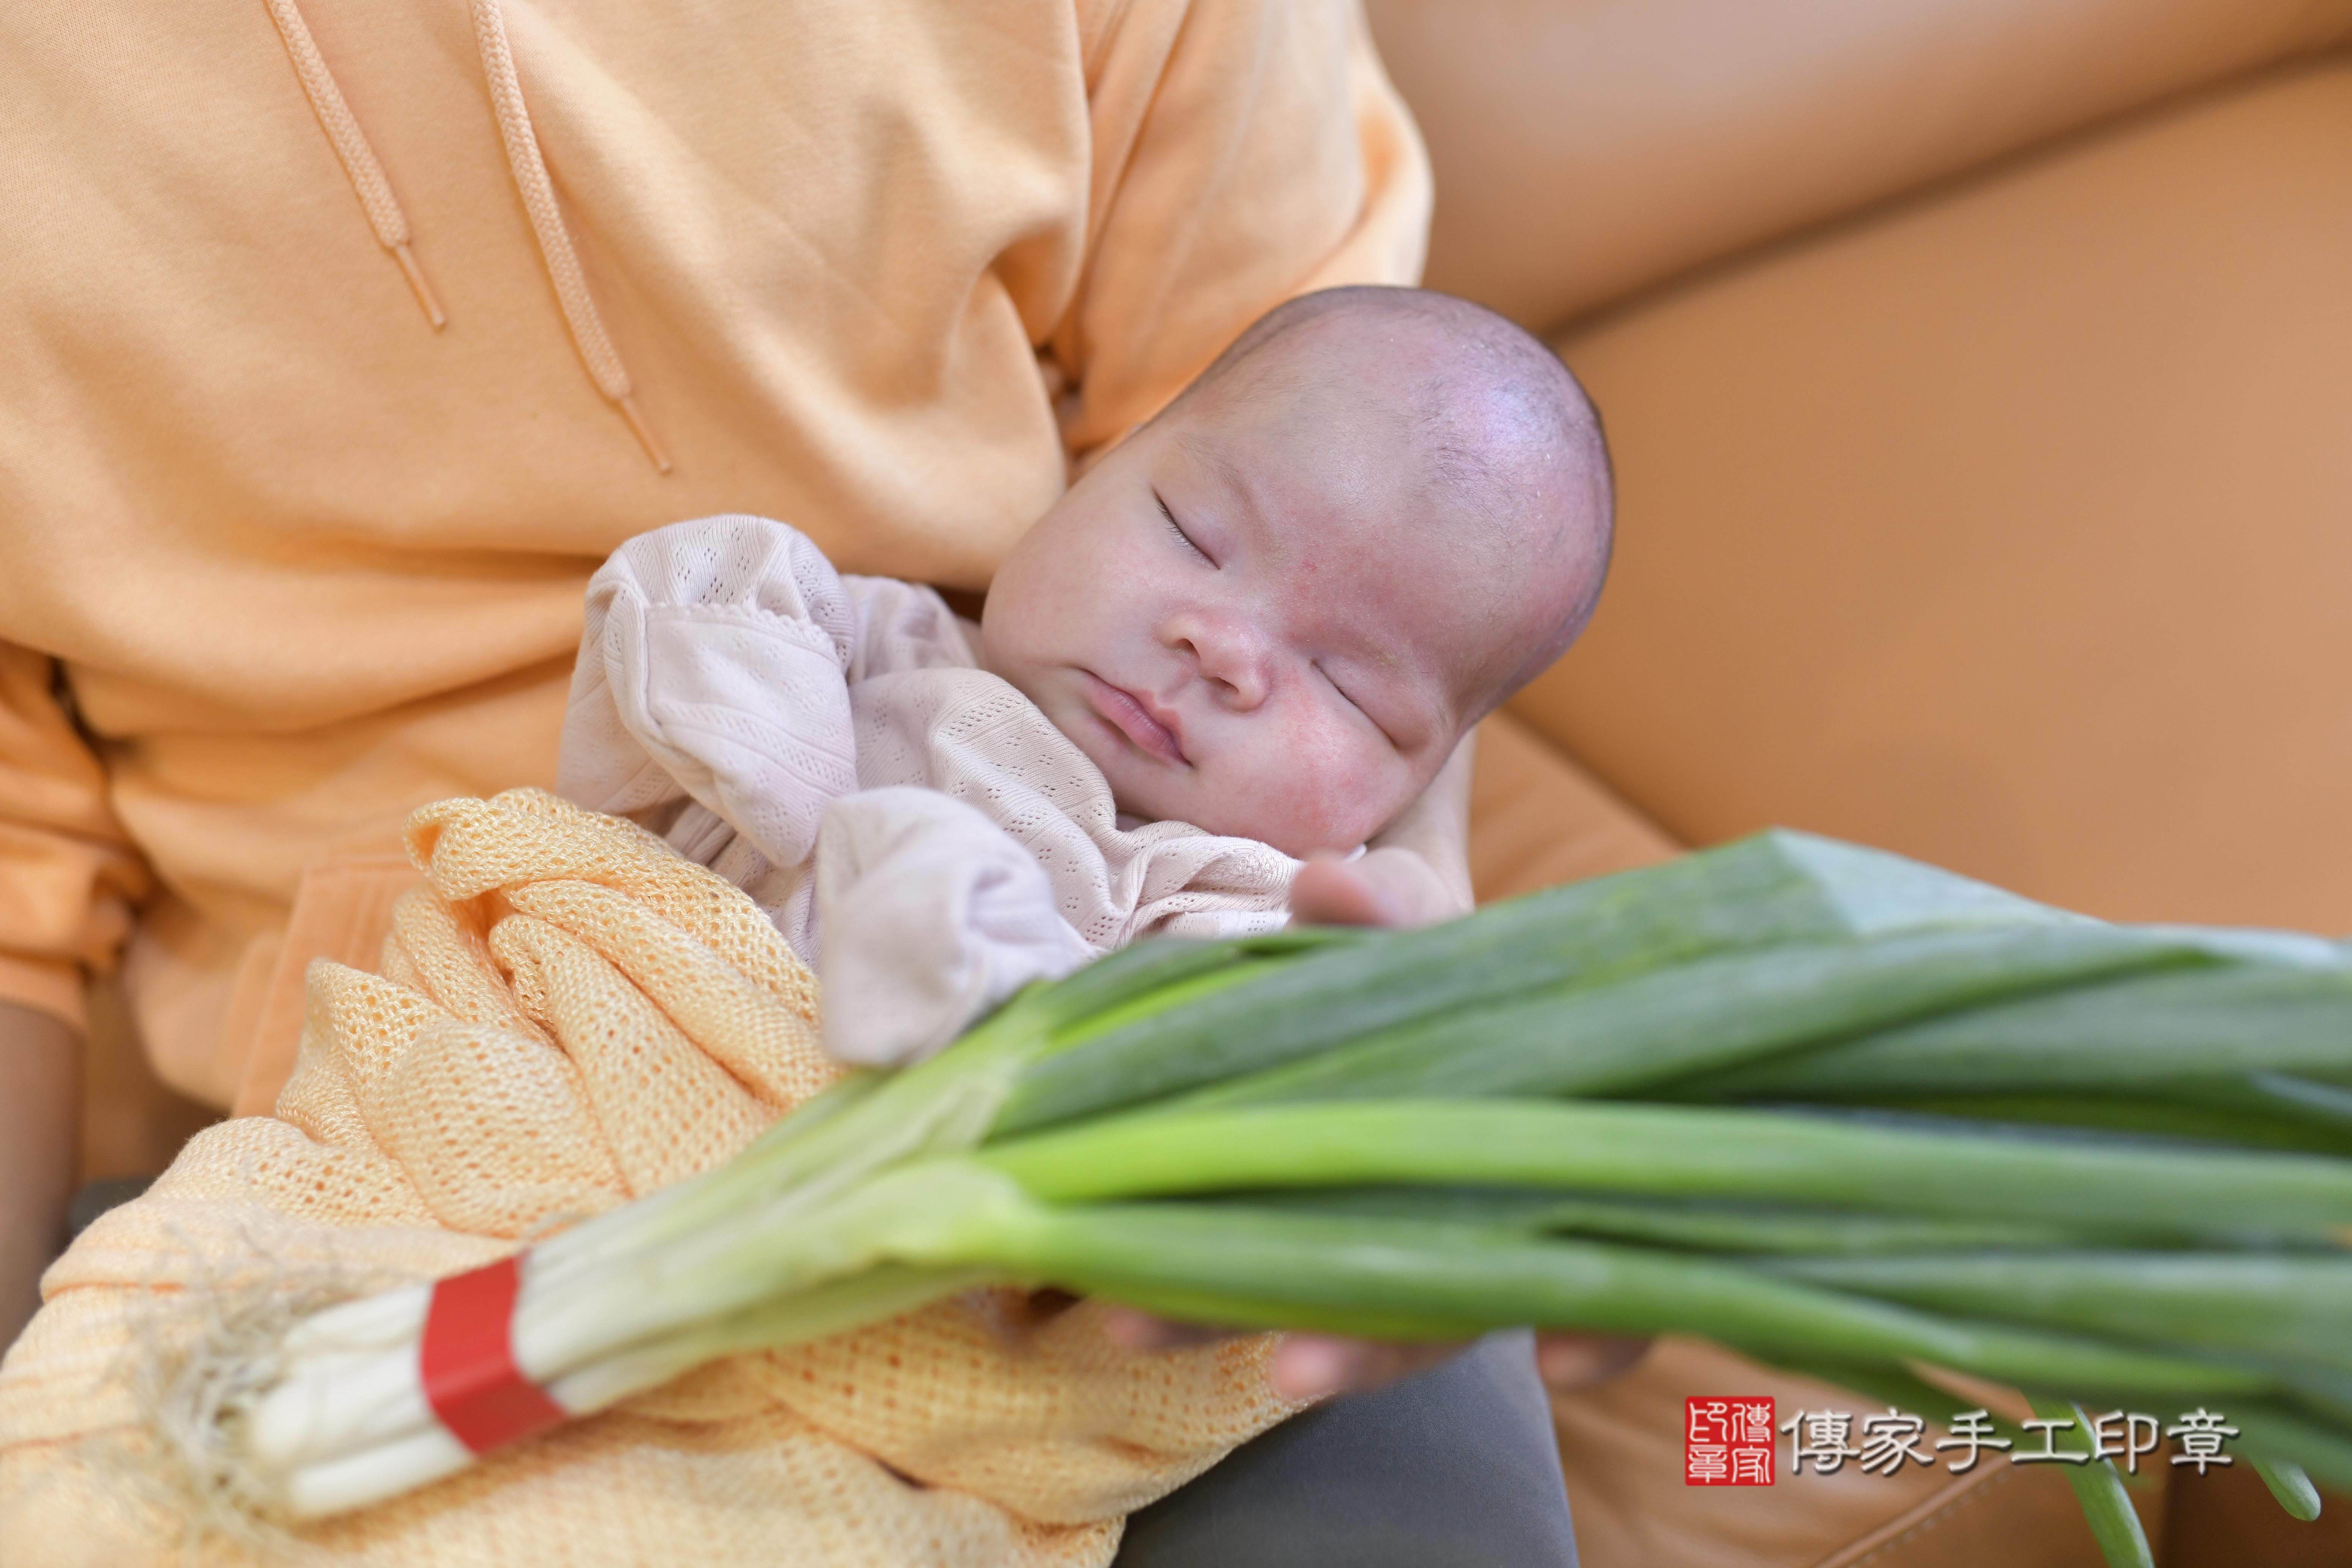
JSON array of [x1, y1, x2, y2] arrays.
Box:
[[0, 1002, 78, 1350], [1048, 0, 1433, 465], [0, 646, 148, 1348], [0, 645, 146, 1035]]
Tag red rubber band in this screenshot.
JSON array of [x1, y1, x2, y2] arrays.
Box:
[[420, 1255, 570, 1454]]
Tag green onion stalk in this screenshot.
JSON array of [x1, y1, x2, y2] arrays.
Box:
[[204, 832, 2347, 1559]]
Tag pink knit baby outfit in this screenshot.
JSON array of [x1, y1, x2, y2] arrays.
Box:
[[558, 515, 1299, 1063]]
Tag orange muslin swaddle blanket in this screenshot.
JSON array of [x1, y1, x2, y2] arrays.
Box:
[[0, 790, 1294, 1565]]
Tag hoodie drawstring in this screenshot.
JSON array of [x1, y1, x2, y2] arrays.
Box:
[[262, 0, 447, 329], [262, 0, 672, 473], [465, 0, 670, 473]]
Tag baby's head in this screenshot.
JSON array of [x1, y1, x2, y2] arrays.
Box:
[[981, 286, 1613, 857]]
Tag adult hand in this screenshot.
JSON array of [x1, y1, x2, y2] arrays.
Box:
[[1102, 1306, 1653, 1401], [1113, 733, 1653, 1400], [0, 1002, 80, 1351]]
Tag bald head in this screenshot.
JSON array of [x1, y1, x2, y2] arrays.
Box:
[[1171, 286, 1614, 714]]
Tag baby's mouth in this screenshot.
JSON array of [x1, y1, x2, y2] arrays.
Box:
[[1081, 673, 1188, 767]]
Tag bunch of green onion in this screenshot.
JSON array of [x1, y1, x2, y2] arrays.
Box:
[[223, 831, 2352, 1564]]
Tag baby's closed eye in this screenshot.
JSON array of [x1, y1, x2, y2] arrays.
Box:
[[1314, 660, 1400, 748], [1156, 492, 1215, 566]]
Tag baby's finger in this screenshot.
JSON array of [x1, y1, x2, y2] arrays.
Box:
[[1100, 1312, 1472, 1402], [1535, 1332, 1653, 1391], [1099, 1305, 1231, 1353], [1268, 1334, 1465, 1400], [1287, 857, 1397, 928]]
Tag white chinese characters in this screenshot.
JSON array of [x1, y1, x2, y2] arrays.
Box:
[[1767, 1405, 2236, 1479]]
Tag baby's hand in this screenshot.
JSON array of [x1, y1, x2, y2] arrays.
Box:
[[1288, 846, 1465, 930]]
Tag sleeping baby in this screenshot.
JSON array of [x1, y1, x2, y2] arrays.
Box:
[[557, 286, 1613, 1065]]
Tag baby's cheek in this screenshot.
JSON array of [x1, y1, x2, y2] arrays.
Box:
[[1242, 722, 1402, 854]]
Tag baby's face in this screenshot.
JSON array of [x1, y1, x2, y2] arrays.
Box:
[[980, 389, 1481, 856]]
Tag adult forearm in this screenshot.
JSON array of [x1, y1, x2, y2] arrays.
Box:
[[0, 1002, 80, 1351]]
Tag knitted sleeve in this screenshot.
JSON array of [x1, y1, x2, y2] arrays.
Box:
[[836, 575, 981, 684], [814, 787, 1092, 1066], [556, 516, 862, 876]]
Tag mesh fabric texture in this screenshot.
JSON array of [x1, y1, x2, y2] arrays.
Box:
[[0, 789, 1293, 1565]]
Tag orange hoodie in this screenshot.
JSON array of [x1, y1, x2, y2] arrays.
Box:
[[0, 0, 1428, 1108]]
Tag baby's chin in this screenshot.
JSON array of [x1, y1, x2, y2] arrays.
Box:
[[1110, 770, 1392, 857]]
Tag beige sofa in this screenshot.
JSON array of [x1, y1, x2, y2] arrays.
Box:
[[1377, 0, 2352, 1561]]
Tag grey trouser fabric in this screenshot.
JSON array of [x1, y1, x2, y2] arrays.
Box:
[[1110, 1331, 1577, 1568]]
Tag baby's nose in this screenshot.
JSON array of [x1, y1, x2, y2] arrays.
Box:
[[1173, 612, 1271, 709]]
